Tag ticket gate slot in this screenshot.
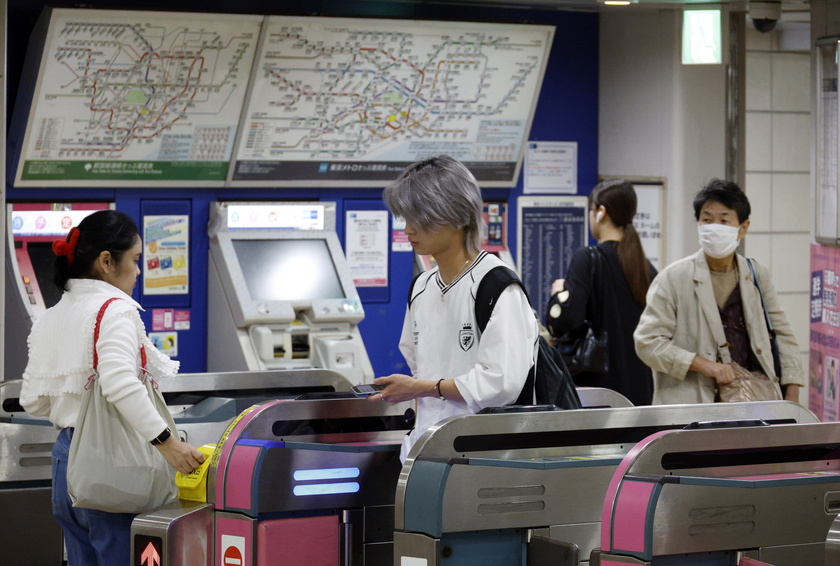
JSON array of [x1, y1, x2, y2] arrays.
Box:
[[592, 421, 840, 566], [394, 401, 819, 566], [131, 395, 414, 566]]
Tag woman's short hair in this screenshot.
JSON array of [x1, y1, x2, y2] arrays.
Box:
[[53, 209, 139, 291], [383, 155, 483, 255], [693, 179, 751, 224]]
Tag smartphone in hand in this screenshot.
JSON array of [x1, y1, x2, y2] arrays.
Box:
[[351, 384, 386, 397]]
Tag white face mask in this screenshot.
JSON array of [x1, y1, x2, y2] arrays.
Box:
[[698, 223, 740, 259]]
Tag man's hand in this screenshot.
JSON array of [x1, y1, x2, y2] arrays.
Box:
[[784, 384, 800, 403], [690, 356, 737, 384]]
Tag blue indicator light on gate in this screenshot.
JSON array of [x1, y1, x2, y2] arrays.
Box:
[[293, 467, 360, 481], [293, 482, 360, 496]]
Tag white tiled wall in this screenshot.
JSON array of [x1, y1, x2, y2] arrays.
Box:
[[742, 24, 812, 406]]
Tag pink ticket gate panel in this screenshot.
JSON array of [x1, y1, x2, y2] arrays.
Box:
[[593, 422, 840, 566], [131, 394, 413, 566]]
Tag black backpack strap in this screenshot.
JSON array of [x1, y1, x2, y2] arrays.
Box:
[[474, 266, 528, 334], [406, 271, 426, 309]]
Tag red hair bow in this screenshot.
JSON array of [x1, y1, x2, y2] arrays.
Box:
[[52, 227, 81, 267]]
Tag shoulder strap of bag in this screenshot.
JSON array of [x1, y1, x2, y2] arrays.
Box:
[[746, 257, 782, 381], [473, 266, 539, 405], [746, 258, 776, 334], [406, 271, 424, 309], [699, 284, 732, 364], [91, 298, 147, 380], [587, 246, 605, 328], [474, 265, 527, 334]]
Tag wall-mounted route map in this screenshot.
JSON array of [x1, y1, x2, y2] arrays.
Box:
[[232, 16, 553, 186], [15, 9, 261, 185]]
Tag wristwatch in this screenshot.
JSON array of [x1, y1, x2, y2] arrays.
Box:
[[150, 427, 172, 446]]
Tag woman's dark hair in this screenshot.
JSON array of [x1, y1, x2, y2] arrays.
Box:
[[53, 209, 139, 291], [590, 179, 651, 305], [693, 179, 751, 224]]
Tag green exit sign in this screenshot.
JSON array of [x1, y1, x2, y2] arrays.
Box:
[[683, 10, 722, 65]]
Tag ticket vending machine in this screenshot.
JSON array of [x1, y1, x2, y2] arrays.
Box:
[[207, 201, 374, 384], [4, 203, 111, 381], [415, 201, 516, 273]]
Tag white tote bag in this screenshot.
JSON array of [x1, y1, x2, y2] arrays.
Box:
[[67, 298, 178, 513]]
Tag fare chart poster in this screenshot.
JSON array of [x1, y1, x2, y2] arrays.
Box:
[[809, 243, 840, 421]]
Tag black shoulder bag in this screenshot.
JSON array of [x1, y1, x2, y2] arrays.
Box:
[[554, 246, 610, 375]]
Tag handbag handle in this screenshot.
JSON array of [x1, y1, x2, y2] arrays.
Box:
[[90, 298, 147, 387]]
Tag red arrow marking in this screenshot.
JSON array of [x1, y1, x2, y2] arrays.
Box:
[[141, 542, 161, 566]]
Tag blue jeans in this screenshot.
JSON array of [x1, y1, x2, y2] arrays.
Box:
[[52, 428, 138, 566]]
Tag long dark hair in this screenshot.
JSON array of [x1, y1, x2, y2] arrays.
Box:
[[53, 209, 139, 291], [590, 180, 651, 305]]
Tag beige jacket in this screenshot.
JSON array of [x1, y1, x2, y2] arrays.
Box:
[[634, 250, 804, 404]]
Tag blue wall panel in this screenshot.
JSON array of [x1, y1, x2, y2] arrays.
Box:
[[6, 1, 598, 377]]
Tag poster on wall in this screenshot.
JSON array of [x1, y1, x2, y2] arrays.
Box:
[[523, 141, 577, 194], [809, 243, 840, 421], [632, 182, 665, 270], [143, 215, 189, 295], [13, 8, 262, 186], [231, 15, 554, 187], [345, 210, 389, 287]]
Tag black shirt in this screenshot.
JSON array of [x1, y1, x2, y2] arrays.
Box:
[[545, 241, 656, 405]]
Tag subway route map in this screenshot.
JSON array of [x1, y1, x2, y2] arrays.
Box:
[[232, 16, 554, 185], [16, 9, 261, 184]]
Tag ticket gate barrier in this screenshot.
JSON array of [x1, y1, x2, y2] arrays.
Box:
[[592, 421, 840, 566], [825, 513, 840, 564], [131, 395, 415, 566], [127, 386, 631, 566], [575, 387, 632, 409], [0, 368, 353, 566], [394, 401, 818, 566]]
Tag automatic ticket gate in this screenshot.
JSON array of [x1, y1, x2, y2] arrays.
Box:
[[131, 395, 415, 566], [592, 421, 840, 566], [0, 369, 353, 566], [394, 401, 819, 566], [127, 386, 631, 566]]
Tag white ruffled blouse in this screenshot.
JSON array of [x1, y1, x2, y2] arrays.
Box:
[[20, 278, 179, 440]]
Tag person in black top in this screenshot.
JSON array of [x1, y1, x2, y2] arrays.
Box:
[[545, 180, 657, 405]]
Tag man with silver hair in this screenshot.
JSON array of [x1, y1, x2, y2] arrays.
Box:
[[370, 155, 539, 461]]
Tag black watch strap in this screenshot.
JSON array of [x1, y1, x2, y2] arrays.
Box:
[[150, 427, 172, 446]]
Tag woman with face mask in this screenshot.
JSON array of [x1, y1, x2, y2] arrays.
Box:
[[633, 179, 804, 404]]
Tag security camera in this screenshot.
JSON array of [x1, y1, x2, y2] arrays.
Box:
[[749, 0, 781, 33]]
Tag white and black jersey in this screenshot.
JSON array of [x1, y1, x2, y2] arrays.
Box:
[[400, 251, 539, 460]]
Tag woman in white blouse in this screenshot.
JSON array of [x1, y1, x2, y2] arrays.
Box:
[[20, 210, 204, 566]]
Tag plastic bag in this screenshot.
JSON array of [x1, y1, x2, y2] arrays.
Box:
[[67, 375, 178, 513], [717, 362, 783, 403]]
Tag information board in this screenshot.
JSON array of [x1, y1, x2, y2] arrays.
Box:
[[14, 8, 262, 186], [817, 38, 840, 245], [231, 16, 554, 187], [516, 196, 588, 321]]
